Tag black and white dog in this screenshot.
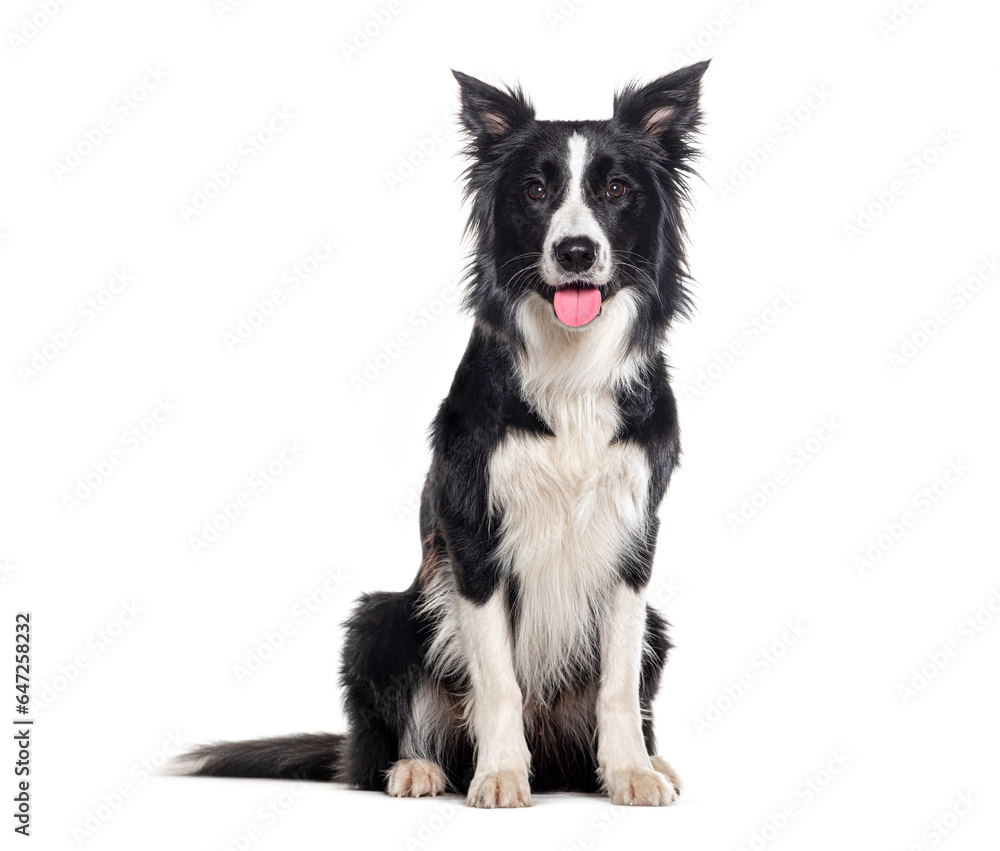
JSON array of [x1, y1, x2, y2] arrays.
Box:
[[181, 61, 708, 807]]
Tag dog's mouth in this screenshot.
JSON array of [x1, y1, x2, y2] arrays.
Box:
[[552, 282, 603, 328]]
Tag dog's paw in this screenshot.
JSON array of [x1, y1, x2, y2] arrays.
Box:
[[604, 766, 678, 806], [466, 770, 532, 808], [649, 755, 683, 796], [386, 758, 447, 798]]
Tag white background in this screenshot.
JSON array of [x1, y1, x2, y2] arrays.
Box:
[[2, 0, 998, 848]]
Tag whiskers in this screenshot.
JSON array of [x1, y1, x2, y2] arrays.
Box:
[[610, 250, 661, 307], [500, 251, 544, 296]]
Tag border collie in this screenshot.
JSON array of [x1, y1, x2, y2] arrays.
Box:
[[179, 61, 709, 807]]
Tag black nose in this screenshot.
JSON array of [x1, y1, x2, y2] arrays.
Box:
[[555, 238, 597, 273]]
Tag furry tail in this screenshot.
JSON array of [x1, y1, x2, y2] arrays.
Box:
[[175, 732, 346, 782]]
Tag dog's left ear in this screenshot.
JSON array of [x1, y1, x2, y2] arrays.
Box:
[[452, 70, 535, 153], [613, 60, 710, 149]]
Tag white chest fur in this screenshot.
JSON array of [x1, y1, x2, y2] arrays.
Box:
[[487, 290, 651, 700]]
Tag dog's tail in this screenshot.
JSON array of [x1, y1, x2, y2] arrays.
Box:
[[173, 732, 346, 782]]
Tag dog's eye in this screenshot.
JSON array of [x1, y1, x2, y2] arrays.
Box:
[[526, 182, 546, 200], [606, 181, 627, 199]]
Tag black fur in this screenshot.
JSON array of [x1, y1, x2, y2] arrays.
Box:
[[179, 62, 708, 799], [185, 732, 345, 781]]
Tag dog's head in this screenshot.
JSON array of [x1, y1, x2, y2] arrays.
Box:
[[454, 63, 708, 348]]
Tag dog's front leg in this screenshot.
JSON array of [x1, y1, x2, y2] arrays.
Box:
[[597, 582, 678, 805], [458, 591, 532, 808]]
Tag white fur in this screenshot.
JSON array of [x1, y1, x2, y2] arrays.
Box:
[[467, 769, 532, 808], [419, 562, 463, 682], [650, 755, 683, 794], [455, 592, 533, 805], [597, 583, 677, 805], [516, 285, 647, 399], [421, 583, 530, 774], [539, 133, 612, 287], [596, 583, 652, 772], [385, 758, 447, 797], [419, 592, 534, 809], [455, 592, 531, 774], [487, 287, 651, 700], [399, 680, 460, 767], [163, 755, 208, 776]]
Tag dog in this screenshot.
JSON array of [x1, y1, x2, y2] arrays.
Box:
[[178, 61, 709, 807]]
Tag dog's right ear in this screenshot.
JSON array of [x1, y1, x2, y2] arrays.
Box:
[[613, 61, 709, 155], [452, 71, 535, 153]]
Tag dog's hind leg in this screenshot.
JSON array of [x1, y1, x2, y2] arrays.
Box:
[[386, 758, 448, 798], [340, 586, 463, 796], [340, 588, 430, 790], [387, 681, 460, 797]]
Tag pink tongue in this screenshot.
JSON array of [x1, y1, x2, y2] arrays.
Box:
[[553, 285, 602, 327]]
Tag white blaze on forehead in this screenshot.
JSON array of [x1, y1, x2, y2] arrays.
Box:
[[566, 132, 588, 202], [540, 132, 611, 285], [552, 133, 598, 242]]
